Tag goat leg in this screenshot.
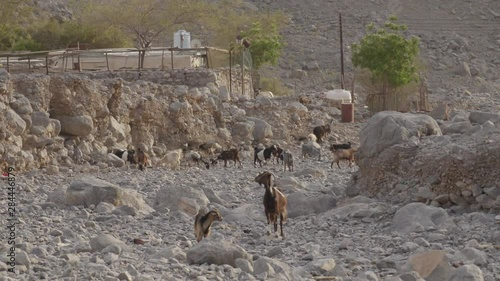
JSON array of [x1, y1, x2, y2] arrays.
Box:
[[274, 221, 278, 238], [280, 215, 285, 239], [266, 215, 271, 236]]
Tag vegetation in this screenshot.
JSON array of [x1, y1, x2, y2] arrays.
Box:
[[260, 77, 292, 96], [351, 16, 420, 99], [240, 21, 284, 70]]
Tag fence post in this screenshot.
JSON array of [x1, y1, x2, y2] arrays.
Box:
[[170, 50, 174, 70], [229, 50, 232, 95], [6, 56, 9, 73], [105, 52, 110, 72], [161, 49, 165, 70], [205, 48, 210, 68], [28, 56, 31, 71], [45, 55, 49, 75]]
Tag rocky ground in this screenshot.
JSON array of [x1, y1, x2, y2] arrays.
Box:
[[1, 145, 499, 281], [0, 0, 498, 280]]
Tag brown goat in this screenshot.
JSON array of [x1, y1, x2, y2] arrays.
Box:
[[136, 148, 148, 171], [263, 182, 288, 239], [217, 148, 243, 168], [255, 171, 274, 189], [194, 209, 223, 242], [331, 148, 356, 169], [313, 124, 331, 143]]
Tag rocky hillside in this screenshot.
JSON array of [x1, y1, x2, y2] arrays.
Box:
[[250, 0, 500, 106]]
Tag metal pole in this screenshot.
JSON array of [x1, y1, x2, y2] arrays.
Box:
[[241, 50, 244, 97], [77, 54, 81, 72], [170, 50, 174, 70], [205, 48, 209, 68], [105, 52, 110, 71], [138, 50, 141, 71], [45, 55, 49, 75], [161, 49, 165, 70], [28, 56, 31, 71], [6, 56, 9, 73], [339, 13, 345, 90], [229, 49, 232, 95], [64, 53, 68, 72]]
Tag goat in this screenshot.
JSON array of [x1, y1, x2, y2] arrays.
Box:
[[302, 141, 322, 161], [255, 171, 275, 189], [263, 178, 288, 239], [136, 148, 148, 171], [282, 150, 294, 172], [312, 124, 331, 143], [194, 209, 223, 243], [254, 145, 278, 168], [272, 145, 284, 164], [330, 142, 351, 151], [216, 148, 243, 168], [307, 133, 317, 142], [113, 148, 137, 164], [157, 148, 183, 170], [331, 148, 356, 169]]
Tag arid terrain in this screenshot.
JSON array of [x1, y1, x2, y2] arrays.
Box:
[[0, 0, 499, 281]]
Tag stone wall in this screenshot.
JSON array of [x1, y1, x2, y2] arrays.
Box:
[[84, 68, 254, 100], [0, 67, 254, 172]]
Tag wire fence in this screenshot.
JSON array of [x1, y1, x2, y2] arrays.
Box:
[[0, 46, 254, 75]]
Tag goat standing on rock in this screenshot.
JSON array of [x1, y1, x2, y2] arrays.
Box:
[[194, 209, 223, 242]]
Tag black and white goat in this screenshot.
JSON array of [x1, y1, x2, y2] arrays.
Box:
[[260, 172, 288, 238], [194, 209, 223, 242], [113, 148, 137, 164], [254, 145, 278, 168], [272, 145, 284, 164]]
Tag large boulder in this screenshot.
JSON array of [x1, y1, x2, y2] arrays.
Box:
[[399, 250, 452, 281], [392, 203, 451, 233], [468, 111, 500, 125], [246, 117, 273, 141], [64, 177, 154, 214], [56, 115, 93, 136], [10, 96, 33, 115], [154, 184, 209, 215], [358, 111, 442, 161], [4, 107, 27, 135], [187, 240, 251, 267], [287, 192, 337, 218]]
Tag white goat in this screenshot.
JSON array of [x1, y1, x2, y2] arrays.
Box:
[[307, 133, 317, 142], [157, 148, 183, 170]]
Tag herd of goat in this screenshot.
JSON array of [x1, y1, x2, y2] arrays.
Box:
[[110, 123, 356, 241]]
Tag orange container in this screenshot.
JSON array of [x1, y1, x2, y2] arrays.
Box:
[[341, 103, 354, 123]]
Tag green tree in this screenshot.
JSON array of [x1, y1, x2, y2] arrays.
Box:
[[0, 0, 35, 51], [240, 21, 284, 70], [351, 16, 420, 98]]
